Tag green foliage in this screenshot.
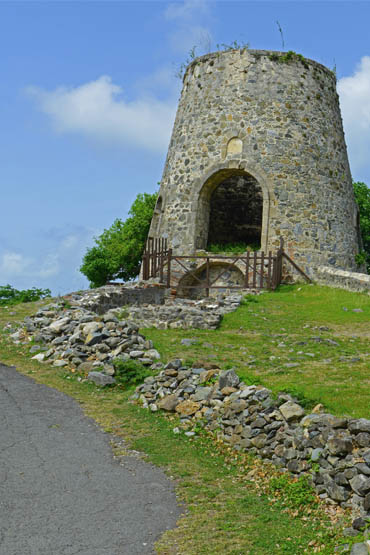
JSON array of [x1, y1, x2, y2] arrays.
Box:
[[355, 251, 367, 267], [269, 50, 308, 68], [80, 192, 157, 287], [240, 294, 259, 305], [0, 284, 51, 306], [215, 40, 249, 52], [278, 386, 316, 410], [175, 41, 249, 80], [175, 46, 198, 80], [113, 358, 150, 385], [276, 20, 285, 50], [353, 181, 370, 271], [269, 474, 316, 508], [207, 242, 259, 254]]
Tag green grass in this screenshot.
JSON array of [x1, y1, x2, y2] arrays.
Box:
[[207, 242, 260, 254], [1, 285, 368, 552], [142, 284, 370, 418]]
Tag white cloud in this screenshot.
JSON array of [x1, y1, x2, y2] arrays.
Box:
[[0, 227, 97, 294], [338, 56, 370, 174], [169, 25, 212, 55], [164, 0, 213, 55], [26, 76, 177, 153], [0, 252, 31, 278], [165, 0, 209, 21]]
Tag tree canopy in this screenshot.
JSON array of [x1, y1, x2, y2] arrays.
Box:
[[80, 192, 157, 288], [353, 181, 370, 271]]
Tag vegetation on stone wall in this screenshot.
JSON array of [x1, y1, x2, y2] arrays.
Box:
[[80, 192, 157, 287], [353, 181, 370, 271]]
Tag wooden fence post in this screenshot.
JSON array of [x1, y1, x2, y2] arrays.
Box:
[[167, 249, 172, 288]]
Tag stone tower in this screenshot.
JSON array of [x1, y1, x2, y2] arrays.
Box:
[[148, 49, 361, 277]]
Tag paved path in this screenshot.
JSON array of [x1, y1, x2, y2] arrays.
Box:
[[0, 363, 181, 555]]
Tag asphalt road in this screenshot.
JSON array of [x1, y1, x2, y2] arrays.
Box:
[[0, 363, 181, 555]]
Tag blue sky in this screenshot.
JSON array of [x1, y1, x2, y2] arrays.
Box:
[[1, 0, 369, 294]]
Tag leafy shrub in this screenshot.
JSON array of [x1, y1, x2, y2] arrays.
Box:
[[113, 358, 150, 385], [269, 474, 315, 508], [353, 181, 370, 272], [0, 284, 51, 306], [80, 191, 157, 287]]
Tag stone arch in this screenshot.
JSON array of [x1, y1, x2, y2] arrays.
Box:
[[194, 166, 270, 251], [177, 261, 245, 299]]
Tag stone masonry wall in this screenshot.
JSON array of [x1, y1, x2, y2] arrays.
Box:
[[316, 266, 370, 294], [149, 49, 361, 282]]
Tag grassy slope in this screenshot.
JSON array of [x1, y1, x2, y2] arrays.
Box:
[[144, 284, 370, 418], [0, 284, 369, 553]]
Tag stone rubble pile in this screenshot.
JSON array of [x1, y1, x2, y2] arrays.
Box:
[[134, 364, 370, 531], [10, 301, 161, 384], [7, 288, 244, 383], [122, 295, 244, 330], [64, 284, 245, 330]]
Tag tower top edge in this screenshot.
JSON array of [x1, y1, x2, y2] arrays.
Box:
[[183, 49, 335, 82]]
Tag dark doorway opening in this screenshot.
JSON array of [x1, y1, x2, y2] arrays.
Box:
[[207, 173, 263, 250]]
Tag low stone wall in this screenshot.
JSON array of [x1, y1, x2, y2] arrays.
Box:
[[134, 364, 370, 530], [316, 266, 370, 294], [64, 283, 167, 314]]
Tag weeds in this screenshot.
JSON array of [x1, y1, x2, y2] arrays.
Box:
[[113, 358, 150, 385], [207, 242, 259, 254], [269, 474, 316, 508]]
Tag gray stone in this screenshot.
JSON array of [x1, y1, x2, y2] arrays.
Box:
[[311, 448, 323, 462], [78, 362, 95, 373], [129, 351, 145, 359], [356, 433, 370, 447], [192, 387, 212, 402], [49, 317, 70, 333], [349, 419, 370, 433], [327, 436, 353, 456], [349, 475, 370, 496], [87, 372, 115, 386], [326, 481, 350, 502], [32, 353, 45, 362], [350, 544, 369, 555], [82, 321, 103, 335], [181, 338, 199, 346], [158, 395, 179, 412], [85, 333, 106, 347], [165, 359, 183, 370], [219, 369, 240, 390], [279, 401, 305, 422], [146, 349, 161, 360], [53, 360, 68, 367], [352, 517, 367, 531]]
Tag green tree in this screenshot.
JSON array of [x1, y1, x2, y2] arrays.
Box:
[[353, 181, 370, 271], [80, 192, 157, 287]]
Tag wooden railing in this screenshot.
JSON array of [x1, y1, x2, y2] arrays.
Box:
[[141, 237, 310, 295]]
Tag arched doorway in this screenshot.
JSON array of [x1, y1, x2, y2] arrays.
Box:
[[195, 169, 264, 251]]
